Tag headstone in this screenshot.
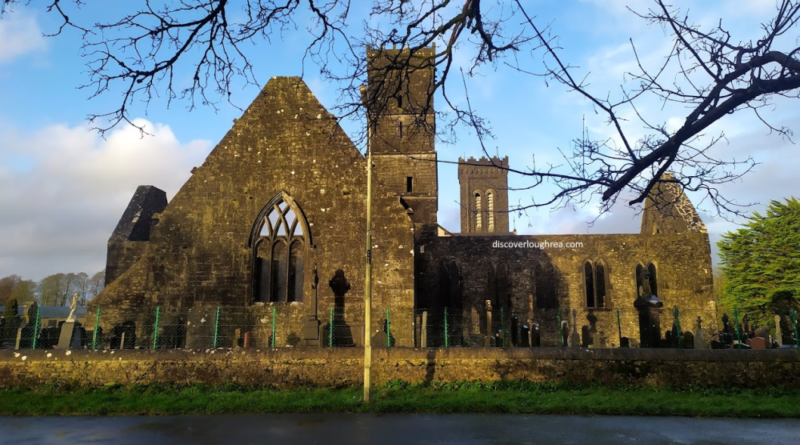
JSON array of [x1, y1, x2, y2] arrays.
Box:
[[749, 337, 767, 349], [57, 321, 82, 349], [561, 321, 569, 347], [570, 329, 580, 348], [775, 315, 783, 346], [581, 326, 591, 348], [372, 330, 388, 348], [695, 316, 707, 349], [682, 331, 694, 349], [15, 328, 22, 350], [519, 323, 530, 347], [421, 310, 428, 347], [300, 315, 320, 346], [527, 319, 533, 347]]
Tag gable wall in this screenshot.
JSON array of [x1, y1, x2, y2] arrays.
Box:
[[93, 78, 417, 346]]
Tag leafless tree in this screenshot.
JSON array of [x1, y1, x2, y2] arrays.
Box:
[[3, 0, 799, 216], [88, 270, 105, 301]]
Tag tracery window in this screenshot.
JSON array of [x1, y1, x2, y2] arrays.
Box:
[[253, 196, 307, 303]]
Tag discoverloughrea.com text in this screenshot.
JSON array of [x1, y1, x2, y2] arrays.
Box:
[[491, 240, 583, 249]]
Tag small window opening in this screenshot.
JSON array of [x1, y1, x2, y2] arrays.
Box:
[[398, 120, 404, 140], [487, 191, 495, 232], [475, 193, 482, 230], [406, 176, 413, 193]]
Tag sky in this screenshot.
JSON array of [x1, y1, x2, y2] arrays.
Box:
[[1, 0, 799, 282]]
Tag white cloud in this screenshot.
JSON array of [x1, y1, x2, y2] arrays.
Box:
[[0, 119, 212, 281], [0, 10, 46, 63]]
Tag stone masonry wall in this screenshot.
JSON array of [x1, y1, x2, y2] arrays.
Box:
[[416, 228, 716, 347], [2, 348, 798, 390]]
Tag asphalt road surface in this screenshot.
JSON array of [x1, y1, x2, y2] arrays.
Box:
[[1, 414, 798, 444]]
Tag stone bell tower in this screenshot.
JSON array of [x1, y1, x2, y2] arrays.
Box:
[[458, 156, 509, 233], [366, 46, 438, 225]]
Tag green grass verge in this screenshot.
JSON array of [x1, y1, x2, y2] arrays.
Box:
[[1, 381, 799, 417]]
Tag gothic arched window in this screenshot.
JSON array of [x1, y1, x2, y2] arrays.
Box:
[[585, 260, 607, 308], [487, 191, 495, 232], [474, 192, 482, 230], [252, 195, 308, 303]]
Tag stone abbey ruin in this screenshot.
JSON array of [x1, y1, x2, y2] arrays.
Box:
[[92, 48, 716, 350]]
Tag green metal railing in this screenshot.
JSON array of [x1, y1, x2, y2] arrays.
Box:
[[212, 306, 221, 348], [92, 307, 100, 350], [152, 306, 161, 349], [271, 307, 277, 348], [31, 306, 40, 350], [386, 308, 391, 348]]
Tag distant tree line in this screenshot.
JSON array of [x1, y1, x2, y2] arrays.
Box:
[[0, 271, 105, 307]]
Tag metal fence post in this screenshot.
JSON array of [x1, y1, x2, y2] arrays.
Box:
[[444, 307, 449, 348], [31, 306, 40, 350], [92, 306, 101, 350], [329, 306, 334, 347], [271, 307, 277, 348], [152, 306, 161, 350], [734, 308, 742, 349], [386, 308, 391, 348], [213, 306, 221, 348], [674, 307, 682, 349]]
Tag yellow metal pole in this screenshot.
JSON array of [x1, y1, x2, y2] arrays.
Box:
[[364, 123, 373, 403]]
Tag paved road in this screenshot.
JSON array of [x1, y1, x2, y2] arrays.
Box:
[[1, 414, 798, 444]]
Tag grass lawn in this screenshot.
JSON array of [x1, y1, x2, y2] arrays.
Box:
[[1, 381, 798, 417]]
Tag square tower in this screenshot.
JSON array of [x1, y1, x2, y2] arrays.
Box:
[[458, 156, 510, 233], [366, 46, 438, 225]]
